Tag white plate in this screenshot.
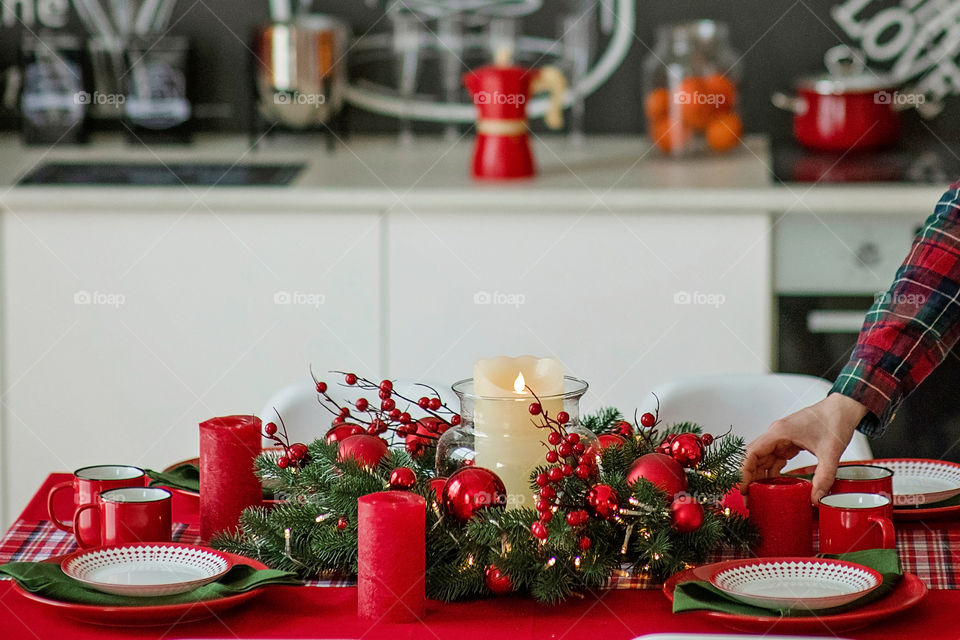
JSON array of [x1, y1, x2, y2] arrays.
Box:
[[707, 558, 882, 611], [879, 459, 960, 506], [62, 543, 232, 597]]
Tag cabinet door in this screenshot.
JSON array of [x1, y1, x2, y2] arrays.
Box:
[[0, 207, 381, 526], [386, 209, 771, 414]]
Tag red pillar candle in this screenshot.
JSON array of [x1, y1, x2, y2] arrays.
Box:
[[748, 477, 814, 557], [358, 491, 426, 623], [199, 415, 263, 541]]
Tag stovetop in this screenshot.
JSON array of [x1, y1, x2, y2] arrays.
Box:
[[772, 144, 960, 185]]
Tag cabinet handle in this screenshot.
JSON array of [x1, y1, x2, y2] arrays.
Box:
[[806, 310, 867, 334]]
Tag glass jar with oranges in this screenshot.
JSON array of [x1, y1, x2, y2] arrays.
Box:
[[643, 20, 743, 156]]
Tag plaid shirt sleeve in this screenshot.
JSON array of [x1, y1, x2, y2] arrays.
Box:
[[832, 180, 960, 436]]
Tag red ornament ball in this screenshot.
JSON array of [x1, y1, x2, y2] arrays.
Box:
[[325, 423, 365, 444], [585, 484, 620, 520], [612, 420, 634, 437], [484, 565, 514, 595], [670, 495, 705, 533], [428, 477, 448, 503], [597, 434, 626, 449], [441, 467, 507, 523], [288, 443, 308, 460], [336, 516, 348, 530], [627, 453, 688, 498], [669, 433, 705, 468], [640, 412, 657, 428], [277, 456, 290, 469], [264, 422, 278, 436], [337, 434, 388, 469], [389, 466, 417, 490]]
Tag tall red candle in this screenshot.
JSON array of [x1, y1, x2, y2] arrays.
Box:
[[358, 491, 426, 623], [748, 476, 814, 557], [199, 415, 263, 541]]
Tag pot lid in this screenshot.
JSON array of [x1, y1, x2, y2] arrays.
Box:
[[797, 71, 899, 95]]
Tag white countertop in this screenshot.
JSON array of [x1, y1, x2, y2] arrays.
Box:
[[0, 133, 948, 216]]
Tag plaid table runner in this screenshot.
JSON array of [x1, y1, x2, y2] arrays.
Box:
[[2, 518, 958, 590]]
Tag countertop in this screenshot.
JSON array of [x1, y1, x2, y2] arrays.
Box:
[[0, 133, 948, 215]]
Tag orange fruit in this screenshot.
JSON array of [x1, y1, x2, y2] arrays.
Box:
[[644, 88, 670, 123], [702, 74, 737, 112], [673, 77, 713, 130], [652, 118, 692, 154], [706, 112, 743, 152]]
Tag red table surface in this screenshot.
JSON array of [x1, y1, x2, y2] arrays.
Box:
[[0, 473, 957, 640]]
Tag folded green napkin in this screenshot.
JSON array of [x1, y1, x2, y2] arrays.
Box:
[[672, 548, 902, 617], [0, 562, 302, 606], [147, 464, 276, 500]]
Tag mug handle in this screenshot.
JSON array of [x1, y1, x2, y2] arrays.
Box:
[[46, 481, 74, 532], [73, 503, 100, 549], [870, 515, 896, 549]]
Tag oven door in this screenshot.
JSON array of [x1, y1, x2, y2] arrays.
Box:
[[778, 295, 960, 462]]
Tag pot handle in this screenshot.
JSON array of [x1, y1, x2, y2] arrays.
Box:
[[824, 44, 867, 76], [771, 92, 808, 115], [531, 66, 566, 130]]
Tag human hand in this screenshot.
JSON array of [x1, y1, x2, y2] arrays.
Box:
[[740, 393, 868, 503]]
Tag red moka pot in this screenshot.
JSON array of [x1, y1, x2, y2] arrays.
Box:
[[463, 62, 566, 180]]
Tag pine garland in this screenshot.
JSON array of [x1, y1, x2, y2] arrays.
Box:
[[213, 408, 756, 604]]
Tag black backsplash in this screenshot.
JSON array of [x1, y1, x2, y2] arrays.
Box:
[[0, 0, 957, 144]]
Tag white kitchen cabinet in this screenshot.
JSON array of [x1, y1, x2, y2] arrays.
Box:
[[0, 206, 381, 527], [385, 208, 772, 415]]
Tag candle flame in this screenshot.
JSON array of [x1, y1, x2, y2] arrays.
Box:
[[514, 372, 525, 393]]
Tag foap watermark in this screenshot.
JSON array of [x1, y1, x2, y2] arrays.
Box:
[[473, 91, 526, 106], [875, 291, 927, 306], [274, 91, 326, 106], [74, 290, 125, 308], [74, 91, 125, 106], [274, 290, 326, 308], [474, 290, 526, 308], [874, 90, 925, 106], [675, 90, 727, 107], [673, 290, 726, 308]]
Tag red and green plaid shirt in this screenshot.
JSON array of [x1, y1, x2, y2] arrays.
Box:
[[832, 181, 960, 435]]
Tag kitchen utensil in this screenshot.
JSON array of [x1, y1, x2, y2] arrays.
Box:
[[818, 493, 896, 554], [663, 566, 926, 634], [772, 45, 900, 152], [707, 558, 882, 611], [62, 543, 231, 597], [9, 549, 267, 626], [72, 487, 172, 548], [47, 465, 146, 544], [747, 477, 813, 557], [253, 14, 349, 129]]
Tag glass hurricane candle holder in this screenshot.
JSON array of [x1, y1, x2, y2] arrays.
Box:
[[436, 376, 594, 509]]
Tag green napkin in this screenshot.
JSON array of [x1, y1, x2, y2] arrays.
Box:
[[673, 548, 902, 617], [147, 464, 276, 500], [0, 562, 302, 606]]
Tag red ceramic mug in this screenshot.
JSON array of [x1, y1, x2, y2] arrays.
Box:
[[73, 487, 172, 548], [47, 465, 146, 543], [747, 476, 814, 557], [830, 465, 894, 518], [819, 492, 896, 554]]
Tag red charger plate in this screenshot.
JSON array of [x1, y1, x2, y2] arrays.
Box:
[[10, 550, 269, 627], [664, 562, 927, 634]]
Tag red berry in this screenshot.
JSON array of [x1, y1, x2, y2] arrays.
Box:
[[316, 381, 328, 394], [289, 443, 308, 460], [539, 510, 553, 523], [380, 380, 393, 392], [339, 407, 351, 417], [529, 402, 542, 415], [536, 499, 550, 512], [548, 467, 563, 482], [418, 397, 430, 409], [561, 464, 573, 477], [640, 412, 656, 428], [578, 536, 591, 550], [277, 456, 290, 469], [540, 486, 556, 500], [566, 512, 580, 526], [389, 408, 401, 421], [558, 443, 572, 457], [566, 433, 580, 445], [545, 450, 559, 464], [557, 411, 570, 424], [536, 472, 549, 487], [701, 434, 714, 446], [345, 373, 358, 385], [355, 398, 369, 411], [399, 412, 412, 424], [573, 443, 585, 456], [548, 432, 562, 446], [369, 419, 388, 435], [451, 414, 461, 426], [428, 398, 442, 411], [332, 416, 345, 426], [575, 509, 590, 525], [575, 464, 591, 479], [379, 389, 392, 400], [381, 398, 396, 412], [264, 422, 278, 436], [531, 521, 548, 540], [337, 516, 348, 530]]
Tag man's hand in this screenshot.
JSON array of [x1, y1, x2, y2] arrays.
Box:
[[740, 393, 869, 502]]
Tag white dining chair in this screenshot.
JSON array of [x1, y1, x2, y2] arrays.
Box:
[[637, 373, 872, 471]]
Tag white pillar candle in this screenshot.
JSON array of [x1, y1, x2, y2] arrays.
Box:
[[473, 356, 564, 510]]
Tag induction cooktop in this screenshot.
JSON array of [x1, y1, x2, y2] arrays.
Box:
[[772, 144, 960, 184], [18, 162, 304, 186]]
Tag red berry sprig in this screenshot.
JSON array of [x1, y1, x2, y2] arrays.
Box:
[[262, 414, 310, 471]]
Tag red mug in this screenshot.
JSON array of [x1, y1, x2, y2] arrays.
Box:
[[747, 477, 814, 557], [830, 464, 894, 518], [73, 487, 172, 548], [819, 492, 896, 554], [47, 465, 146, 542]]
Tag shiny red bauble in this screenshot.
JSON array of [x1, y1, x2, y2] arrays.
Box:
[[485, 565, 513, 595], [325, 423, 366, 444], [639, 412, 657, 428], [585, 484, 620, 520], [612, 420, 634, 437], [389, 466, 417, 490], [670, 495, 704, 533], [337, 434, 388, 469], [627, 453, 688, 498], [597, 434, 626, 449], [441, 466, 507, 523], [669, 433, 705, 468], [428, 477, 448, 503]]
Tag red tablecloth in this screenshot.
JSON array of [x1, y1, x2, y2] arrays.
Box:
[[1, 473, 959, 639]]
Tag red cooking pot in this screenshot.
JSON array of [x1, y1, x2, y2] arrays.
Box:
[[772, 46, 901, 152]]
